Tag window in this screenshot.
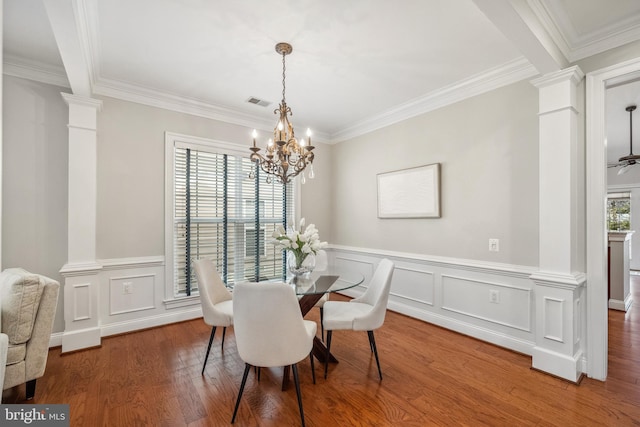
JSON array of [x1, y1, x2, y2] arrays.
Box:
[[165, 133, 295, 299], [607, 192, 631, 231], [244, 227, 265, 258]]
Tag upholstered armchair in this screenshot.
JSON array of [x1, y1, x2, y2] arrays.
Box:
[[0, 307, 7, 403], [1, 268, 60, 400]]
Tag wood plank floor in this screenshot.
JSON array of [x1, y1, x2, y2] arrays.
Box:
[[3, 281, 640, 426]]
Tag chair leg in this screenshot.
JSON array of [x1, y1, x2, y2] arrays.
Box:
[[324, 330, 332, 379], [231, 363, 251, 424], [202, 326, 217, 375], [292, 364, 306, 427], [25, 379, 37, 400], [221, 326, 227, 352], [309, 352, 316, 384], [367, 330, 383, 380], [319, 307, 324, 342]]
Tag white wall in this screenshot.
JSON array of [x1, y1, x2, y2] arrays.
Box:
[[330, 80, 539, 267], [2, 75, 69, 333]]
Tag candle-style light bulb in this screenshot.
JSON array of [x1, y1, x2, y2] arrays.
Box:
[[300, 138, 306, 147], [277, 121, 284, 142], [251, 129, 258, 147]]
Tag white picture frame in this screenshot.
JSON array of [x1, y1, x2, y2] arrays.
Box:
[[377, 163, 440, 218]]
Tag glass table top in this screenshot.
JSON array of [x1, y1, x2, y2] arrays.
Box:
[[288, 267, 364, 296]]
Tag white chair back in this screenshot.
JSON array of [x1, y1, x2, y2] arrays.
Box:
[[193, 258, 233, 326], [315, 250, 328, 271], [233, 282, 315, 367], [351, 258, 394, 331]]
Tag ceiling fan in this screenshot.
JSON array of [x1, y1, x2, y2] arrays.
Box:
[[609, 105, 638, 175]]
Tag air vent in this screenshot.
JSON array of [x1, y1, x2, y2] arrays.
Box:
[[246, 97, 271, 107]]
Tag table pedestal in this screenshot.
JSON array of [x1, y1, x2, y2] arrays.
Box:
[[282, 291, 338, 390]]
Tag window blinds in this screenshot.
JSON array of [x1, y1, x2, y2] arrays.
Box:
[[173, 146, 294, 296]]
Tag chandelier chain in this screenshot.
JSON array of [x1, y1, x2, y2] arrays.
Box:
[[281, 51, 286, 104]]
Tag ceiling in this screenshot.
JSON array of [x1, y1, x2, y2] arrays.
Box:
[[5, 0, 640, 148]]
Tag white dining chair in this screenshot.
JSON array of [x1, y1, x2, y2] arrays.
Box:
[[312, 250, 329, 341], [322, 258, 394, 380], [193, 258, 233, 376], [231, 282, 317, 427]]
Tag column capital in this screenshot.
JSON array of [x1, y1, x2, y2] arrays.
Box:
[[61, 93, 103, 111], [531, 66, 584, 115], [530, 65, 584, 89]]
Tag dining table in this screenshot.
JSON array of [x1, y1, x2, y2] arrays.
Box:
[[281, 267, 364, 389]]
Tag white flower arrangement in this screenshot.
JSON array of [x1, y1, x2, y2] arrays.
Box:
[[271, 218, 328, 269]]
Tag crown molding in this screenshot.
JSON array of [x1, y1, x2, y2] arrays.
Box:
[[91, 77, 332, 143], [6, 52, 535, 145], [3, 55, 70, 88], [328, 57, 539, 143], [532, 0, 640, 63]]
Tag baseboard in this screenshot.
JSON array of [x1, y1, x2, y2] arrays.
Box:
[[100, 306, 203, 337], [48, 307, 203, 350], [608, 297, 632, 311], [49, 332, 63, 348]]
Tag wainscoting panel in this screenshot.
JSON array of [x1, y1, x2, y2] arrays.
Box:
[[109, 274, 156, 315], [72, 283, 91, 321], [98, 256, 202, 338], [543, 296, 565, 342], [62, 250, 538, 359], [391, 265, 435, 307], [330, 245, 537, 355], [334, 254, 376, 288], [441, 275, 531, 331]]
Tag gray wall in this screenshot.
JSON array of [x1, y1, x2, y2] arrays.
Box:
[[329, 80, 540, 266], [298, 140, 333, 241], [2, 75, 68, 333], [96, 96, 335, 258]]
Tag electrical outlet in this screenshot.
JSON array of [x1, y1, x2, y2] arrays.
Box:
[[123, 282, 133, 295], [489, 289, 500, 303], [489, 238, 499, 252]]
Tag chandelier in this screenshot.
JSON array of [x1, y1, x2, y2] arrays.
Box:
[[250, 42, 315, 184]]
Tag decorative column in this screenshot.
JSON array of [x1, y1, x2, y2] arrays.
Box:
[[59, 93, 103, 353], [530, 66, 586, 383]]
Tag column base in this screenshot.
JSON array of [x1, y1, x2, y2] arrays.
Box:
[[61, 327, 101, 353], [532, 346, 583, 383]]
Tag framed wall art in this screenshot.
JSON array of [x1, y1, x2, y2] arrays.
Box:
[[377, 163, 440, 218]]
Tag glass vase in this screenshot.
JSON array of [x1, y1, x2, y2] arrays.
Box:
[[287, 251, 316, 277]]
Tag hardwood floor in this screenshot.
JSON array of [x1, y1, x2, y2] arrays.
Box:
[[3, 283, 640, 426]]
